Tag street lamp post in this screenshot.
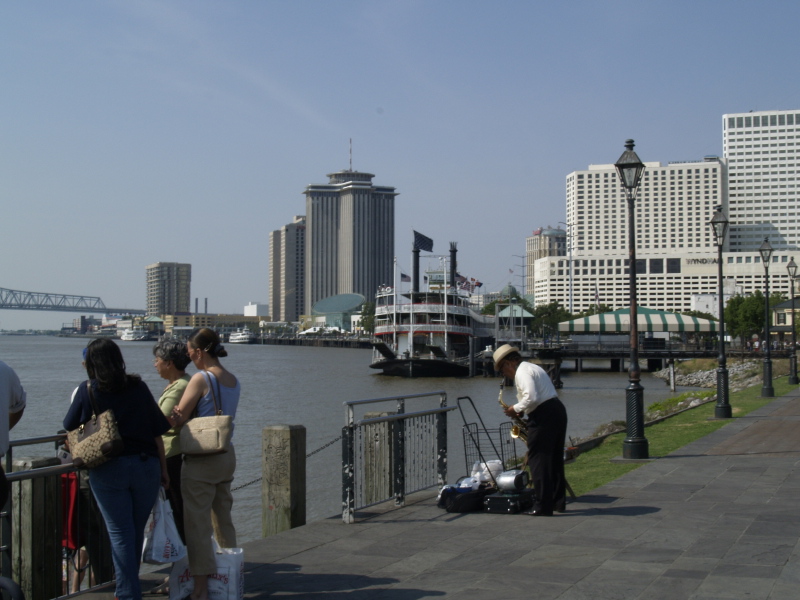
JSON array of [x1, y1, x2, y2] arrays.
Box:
[[788, 257, 798, 385], [615, 139, 648, 460], [709, 206, 731, 418], [760, 238, 774, 397]]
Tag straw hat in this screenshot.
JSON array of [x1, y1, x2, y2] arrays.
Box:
[[493, 344, 520, 369]]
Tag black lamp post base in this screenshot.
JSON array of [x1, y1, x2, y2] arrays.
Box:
[[762, 360, 774, 397], [715, 367, 732, 419], [622, 438, 649, 460], [789, 355, 798, 385]]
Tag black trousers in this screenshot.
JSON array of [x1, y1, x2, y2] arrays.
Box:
[[525, 397, 568, 514]]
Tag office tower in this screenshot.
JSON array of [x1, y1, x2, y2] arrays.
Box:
[[304, 170, 397, 314], [145, 262, 191, 316], [723, 109, 800, 252], [526, 227, 566, 298], [268, 215, 306, 322]]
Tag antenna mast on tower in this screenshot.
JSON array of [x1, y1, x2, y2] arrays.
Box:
[[349, 138, 353, 171]]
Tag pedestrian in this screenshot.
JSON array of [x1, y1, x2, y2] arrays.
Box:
[[0, 360, 26, 507], [63, 339, 170, 600], [495, 344, 567, 516], [169, 329, 240, 600]]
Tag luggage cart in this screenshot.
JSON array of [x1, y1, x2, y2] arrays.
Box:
[[456, 396, 520, 478], [457, 395, 577, 504]]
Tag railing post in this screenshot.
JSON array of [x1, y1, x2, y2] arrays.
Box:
[[437, 400, 448, 488], [392, 417, 405, 507], [12, 456, 62, 600], [341, 424, 355, 524], [261, 425, 306, 537]]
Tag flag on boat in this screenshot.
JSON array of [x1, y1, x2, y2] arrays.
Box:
[[400, 273, 411, 282], [413, 230, 434, 252]]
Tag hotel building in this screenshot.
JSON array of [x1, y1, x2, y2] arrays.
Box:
[[304, 170, 397, 314], [532, 109, 800, 315]]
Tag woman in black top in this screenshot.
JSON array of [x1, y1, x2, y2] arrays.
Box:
[[64, 338, 170, 600]]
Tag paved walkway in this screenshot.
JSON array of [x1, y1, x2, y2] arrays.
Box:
[[94, 389, 800, 599]]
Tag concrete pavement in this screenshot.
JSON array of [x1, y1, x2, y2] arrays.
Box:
[[95, 388, 800, 599]]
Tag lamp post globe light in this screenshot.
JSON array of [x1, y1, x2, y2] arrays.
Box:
[[614, 139, 648, 460], [759, 237, 774, 398], [709, 206, 731, 418], [788, 257, 798, 385]]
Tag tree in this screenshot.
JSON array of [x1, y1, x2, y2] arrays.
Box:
[[531, 301, 573, 338], [360, 302, 376, 335]]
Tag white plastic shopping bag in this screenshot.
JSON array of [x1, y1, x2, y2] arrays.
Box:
[[169, 539, 244, 600], [143, 488, 187, 564]]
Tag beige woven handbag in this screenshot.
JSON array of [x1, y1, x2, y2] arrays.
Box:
[[67, 382, 124, 469], [180, 372, 232, 456]]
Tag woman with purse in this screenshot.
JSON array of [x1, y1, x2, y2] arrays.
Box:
[[169, 328, 240, 600], [63, 338, 170, 600]]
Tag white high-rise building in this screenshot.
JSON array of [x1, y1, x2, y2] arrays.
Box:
[[268, 215, 306, 322], [534, 114, 800, 316], [723, 109, 800, 252], [304, 170, 397, 314]]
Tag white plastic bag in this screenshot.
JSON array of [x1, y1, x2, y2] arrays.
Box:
[[169, 539, 244, 600], [142, 488, 187, 564], [471, 460, 503, 482]]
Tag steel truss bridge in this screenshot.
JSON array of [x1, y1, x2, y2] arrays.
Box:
[[0, 287, 145, 315]]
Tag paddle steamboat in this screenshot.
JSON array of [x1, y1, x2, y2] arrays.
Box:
[[369, 243, 494, 377]]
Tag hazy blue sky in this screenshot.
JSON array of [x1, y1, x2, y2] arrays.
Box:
[[2, 1, 799, 329]]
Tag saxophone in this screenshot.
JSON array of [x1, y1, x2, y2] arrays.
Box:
[[498, 381, 528, 443]]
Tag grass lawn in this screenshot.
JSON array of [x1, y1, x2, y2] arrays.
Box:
[[564, 374, 795, 497]]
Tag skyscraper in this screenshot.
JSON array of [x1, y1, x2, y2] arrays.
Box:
[[304, 170, 397, 314], [723, 109, 800, 252], [145, 262, 191, 316], [268, 215, 306, 322]]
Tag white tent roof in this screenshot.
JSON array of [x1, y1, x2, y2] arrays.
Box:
[[558, 307, 718, 333]]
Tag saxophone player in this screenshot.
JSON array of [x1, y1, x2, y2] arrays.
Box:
[[495, 344, 568, 516]]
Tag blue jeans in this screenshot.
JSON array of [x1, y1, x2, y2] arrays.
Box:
[[89, 454, 161, 600]]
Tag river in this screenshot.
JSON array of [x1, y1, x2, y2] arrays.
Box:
[[1, 335, 703, 542]]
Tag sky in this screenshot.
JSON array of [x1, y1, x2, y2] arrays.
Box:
[[2, 0, 800, 330]]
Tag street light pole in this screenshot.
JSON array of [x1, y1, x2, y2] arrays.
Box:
[[709, 206, 731, 418], [615, 139, 648, 460], [760, 238, 774, 398], [788, 257, 798, 385]]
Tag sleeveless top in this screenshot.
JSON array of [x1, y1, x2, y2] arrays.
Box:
[[198, 371, 241, 437]]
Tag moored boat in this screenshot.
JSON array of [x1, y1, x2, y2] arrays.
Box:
[[369, 242, 494, 377], [229, 327, 257, 344], [119, 327, 151, 341]]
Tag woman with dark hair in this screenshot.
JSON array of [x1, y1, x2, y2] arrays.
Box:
[[63, 338, 170, 600], [152, 339, 192, 547], [148, 339, 192, 595], [169, 328, 240, 600]]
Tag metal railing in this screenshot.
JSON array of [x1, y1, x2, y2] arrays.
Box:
[[341, 391, 454, 524], [3, 434, 113, 599]]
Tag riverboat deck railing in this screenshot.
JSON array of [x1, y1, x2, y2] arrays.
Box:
[[341, 391, 454, 524]]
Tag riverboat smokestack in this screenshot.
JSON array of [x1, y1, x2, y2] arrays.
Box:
[[449, 242, 457, 291]]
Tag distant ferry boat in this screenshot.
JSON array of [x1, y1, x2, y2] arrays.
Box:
[[119, 327, 151, 341], [229, 327, 257, 344]]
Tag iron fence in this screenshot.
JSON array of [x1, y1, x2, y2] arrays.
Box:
[[341, 391, 454, 524]]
